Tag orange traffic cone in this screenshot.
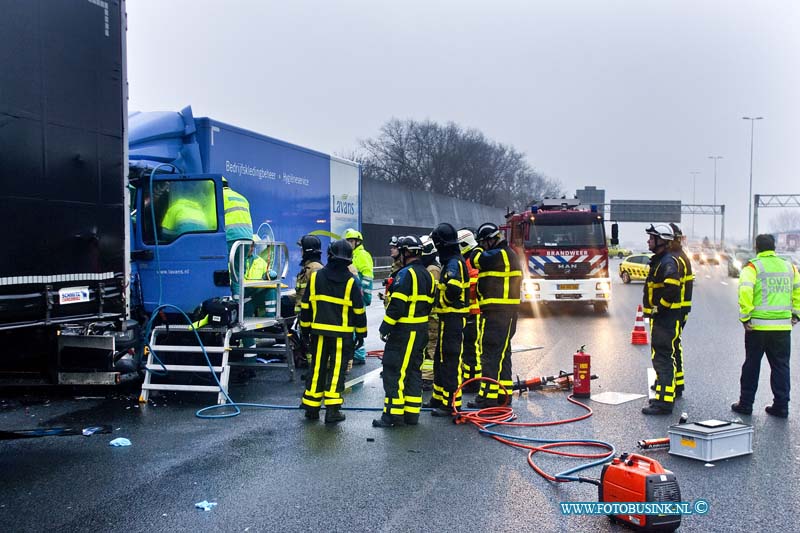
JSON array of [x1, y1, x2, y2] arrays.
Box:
[[631, 305, 649, 345]]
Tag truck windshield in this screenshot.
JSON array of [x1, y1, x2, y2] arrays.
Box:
[[141, 179, 218, 244], [525, 222, 605, 248]]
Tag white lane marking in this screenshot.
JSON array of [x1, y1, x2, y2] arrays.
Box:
[[648, 368, 656, 400], [720, 281, 728, 286], [344, 367, 382, 391]]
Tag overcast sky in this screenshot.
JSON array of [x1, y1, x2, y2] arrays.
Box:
[[126, 0, 799, 245]]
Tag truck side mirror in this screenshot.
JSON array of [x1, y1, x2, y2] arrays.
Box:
[[610, 223, 619, 246]]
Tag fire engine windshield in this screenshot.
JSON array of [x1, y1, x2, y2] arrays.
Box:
[[525, 221, 605, 248]]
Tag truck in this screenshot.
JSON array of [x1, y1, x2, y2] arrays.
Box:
[[504, 198, 618, 314], [128, 106, 362, 315], [0, 0, 361, 386]]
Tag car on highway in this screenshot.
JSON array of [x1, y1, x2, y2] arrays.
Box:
[[619, 252, 653, 283], [608, 245, 633, 258], [727, 249, 754, 277]]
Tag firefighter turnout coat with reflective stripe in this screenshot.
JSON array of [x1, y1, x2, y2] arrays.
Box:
[[473, 242, 522, 311], [378, 261, 435, 419], [294, 260, 324, 313], [433, 255, 469, 315], [299, 268, 367, 337], [380, 262, 436, 334], [738, 251, 800, 331], [674, 247, 695, 316], [643, 252, 683, 317]]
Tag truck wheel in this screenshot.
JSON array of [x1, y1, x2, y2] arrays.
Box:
[[621, 272, 631, 284], [617, 252, 623, 258], [594, 302, 608, 313]]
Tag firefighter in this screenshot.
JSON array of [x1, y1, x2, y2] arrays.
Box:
[[299, 240, 367, 424], [457, 228, 483, 393], [293, 235, 324, 315], [378, 236, 403, 308], [641, 224, 684, 415], [469, 222, 521, 408], [426, 223, 468, 416], [731, 234, 800, 418], [222, 177, 254, 297], [419, 235, 441, 391], [373, 236, 436, 428], [667, 223, 694, 397], [345, 228, 374, 365]]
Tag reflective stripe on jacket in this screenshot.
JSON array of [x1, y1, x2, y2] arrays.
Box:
[[474, 242, 521, 311], [643, 251, 683, 316], [352, 244, 374, 306], [738, 250, 800, 331], [222, 187, 253, 242], [299, 268, 367, 337], [674, 248, 694, 313], [380, 261, 435, 333], [433, 254, 469, 314]]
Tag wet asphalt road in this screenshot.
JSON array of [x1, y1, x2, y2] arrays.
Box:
[[1, 259, 799, 532]]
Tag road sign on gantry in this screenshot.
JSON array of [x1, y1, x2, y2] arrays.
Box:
[[610, 200, 682, 223]]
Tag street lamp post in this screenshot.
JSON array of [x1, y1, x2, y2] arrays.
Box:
[[708, 156, 723, 245], [743, 116, 763, 244], [689, 171, 700, 240]]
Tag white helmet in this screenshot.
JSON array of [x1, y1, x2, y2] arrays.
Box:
[[457, 229, 478, 254], [420, 235, 437, 257], [645, 224, 675, 241]]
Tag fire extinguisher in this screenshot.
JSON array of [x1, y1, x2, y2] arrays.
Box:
[[573, 345, 591, 398]]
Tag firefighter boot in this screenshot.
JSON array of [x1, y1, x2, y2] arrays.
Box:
[[404, 413, 420, 425], [324, 405, 346, 424], [641, 402, 673, 415], [301, 405, 320, 421], [372, 413, 405, 428]]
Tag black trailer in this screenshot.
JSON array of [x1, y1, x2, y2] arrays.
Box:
[[0, 0, 135, 384]]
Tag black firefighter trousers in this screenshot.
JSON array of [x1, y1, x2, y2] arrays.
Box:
[[381, 324, 428, 421], [433, 314, 465, 410], [478, 309, 517, 404], [651, 311, 681, 409]]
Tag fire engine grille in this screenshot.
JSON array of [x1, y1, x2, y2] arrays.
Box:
[[542, 262, 592, 278]]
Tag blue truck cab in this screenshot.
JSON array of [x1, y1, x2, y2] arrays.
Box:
[[128, 106, 362, 316]]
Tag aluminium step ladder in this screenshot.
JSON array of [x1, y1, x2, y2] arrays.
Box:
[[140, 325, 234, 405]]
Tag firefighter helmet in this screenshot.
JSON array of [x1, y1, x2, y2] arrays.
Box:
[[388, 235, 399, 247], [344, 228, 363, 241], [420, 235, 437, 257], [477, 222, 501, 241], [297, 234, 321, 253], [645, 224, 675, 241], [397, 235, 423, 255], [668, 223, 683, 237], [328, 239, 353, 262], [431, 223, 458, 247], [457, 229, 478, 254]]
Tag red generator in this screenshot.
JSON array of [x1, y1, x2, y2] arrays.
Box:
[[598, 453, 681, 531]]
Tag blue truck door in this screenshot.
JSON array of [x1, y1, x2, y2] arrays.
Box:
[[133, 175, 229, 314]]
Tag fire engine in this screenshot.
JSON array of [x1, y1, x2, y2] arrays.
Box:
[[504, 198, 618, 314]]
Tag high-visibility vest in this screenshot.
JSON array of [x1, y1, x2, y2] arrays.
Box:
[[352, 244, 374, 305], [739, 251, 800, 331], [161, 198, 209, 239], [245, 256, 268, 280], [222, 187, 253, 242]]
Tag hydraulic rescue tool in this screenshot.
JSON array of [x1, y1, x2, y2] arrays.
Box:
[[599, 453, 681, 532], [513, 370, 598, 395]]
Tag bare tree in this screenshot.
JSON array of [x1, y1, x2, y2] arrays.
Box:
[[770, 209, 800, 233], [357, 118, 563, 209]]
